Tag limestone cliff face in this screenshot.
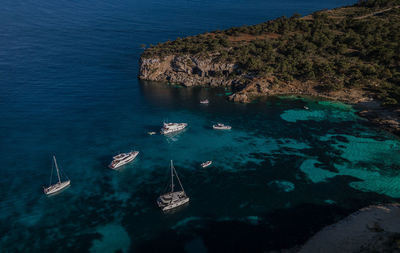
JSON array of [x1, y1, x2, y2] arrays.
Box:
[[138, 55, 273, 102], [139, 55, 237, 87], [138, 54, 399, 135], [138, 54, 370, 104]]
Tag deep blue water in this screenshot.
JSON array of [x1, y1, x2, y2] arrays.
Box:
[[2, 0, 400, 252]]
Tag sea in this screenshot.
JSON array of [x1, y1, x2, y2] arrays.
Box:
[[1, 0, 399, 252]]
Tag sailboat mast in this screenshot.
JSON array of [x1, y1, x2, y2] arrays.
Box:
[[170, 160, 175, 192], [173, 164, 185, 193], [53, 156, 61, 183]]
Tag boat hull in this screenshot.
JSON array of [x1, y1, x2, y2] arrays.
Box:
[[157, 191, 190, 211], [109, 151, 139, 170], [213, 126, 231, 130], [160, 123, 187, 135], [201, 161, 212, 168], [44, 180, 71, 195], [162, 197, 189, 211]]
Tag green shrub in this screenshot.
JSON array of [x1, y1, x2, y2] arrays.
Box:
[[141, 1, 400, 104]]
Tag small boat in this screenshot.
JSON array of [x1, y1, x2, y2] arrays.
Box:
[[213, 123, 232, 130], [148, 131, 156, 135], [109, 151, 139, 170], [200, 99, 209, 104], [304, 106, 309, 110], [157, 160, 190, 212], [200, 161, 212, 168], [43, 156, 71, 195], [160, 122, 187, 135]]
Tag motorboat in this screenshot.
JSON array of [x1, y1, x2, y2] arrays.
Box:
[[109, 151, 139, 170], [160, 122, 187, 135], [200, 99, 209, 104], [200, 161, 212, 168], [212, 123, 232, 130]]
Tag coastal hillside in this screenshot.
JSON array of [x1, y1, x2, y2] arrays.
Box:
[[139, 0, 400, 107]]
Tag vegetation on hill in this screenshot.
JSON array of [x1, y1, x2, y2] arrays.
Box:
[[142, 0, 400, 105]]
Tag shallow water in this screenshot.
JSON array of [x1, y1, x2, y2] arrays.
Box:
[[1, 0, 399, 252]]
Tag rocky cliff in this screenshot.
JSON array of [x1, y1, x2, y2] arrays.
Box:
[[139, 55, 237, 87], [138, 54, 371, 104], [138, 55, 306, 103], [138, 54, 400, 135], [138, 0, 400, 135]]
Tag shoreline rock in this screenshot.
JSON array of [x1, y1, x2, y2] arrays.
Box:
[[355, 101, 400, 137], [139, 55, 400, 136], [297, 204, 400, 253], [139, 55, 237, 87]]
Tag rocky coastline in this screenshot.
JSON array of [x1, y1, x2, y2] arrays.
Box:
[[296, 204, 400, 253], [139, 54, 400, 136]]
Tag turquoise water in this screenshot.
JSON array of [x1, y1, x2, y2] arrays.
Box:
[[2, 0, 400, 252]]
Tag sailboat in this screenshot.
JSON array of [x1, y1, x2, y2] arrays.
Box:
[[43, 156, 71, 195], [157, 160, 189, 211]]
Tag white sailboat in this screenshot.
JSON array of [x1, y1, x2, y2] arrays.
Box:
[[157, 160, 189, 211], [43, 156, 71, 195]]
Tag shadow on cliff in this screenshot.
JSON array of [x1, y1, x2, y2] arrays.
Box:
[[138, 80, 222, 108]]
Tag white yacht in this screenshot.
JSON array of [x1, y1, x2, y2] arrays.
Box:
[[43, 156, 70, 195], [108, 151, 139, 170], [200, 99, 209, 104], [157, 160, 189, 212], [160, 122, 187, 135], [200, 161, 212, 168], [213, 123, 232, 130]]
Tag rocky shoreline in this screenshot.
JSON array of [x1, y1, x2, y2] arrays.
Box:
[[139, 56, 236, 88], [138, 54, 400, 136], [296, 204, 400, 253], [356, 102, 400, 137], [138, 0, 400, 137]]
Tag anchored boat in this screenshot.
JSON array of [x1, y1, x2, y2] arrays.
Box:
[[157, 160, 189, 212], [200, 99, 209, 104], [160, 122, 187, 135], [109, 151, 139, 170], [43, 156, 70, 195], [200, 161, 212, 168], [213, 123, 232, 130]]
